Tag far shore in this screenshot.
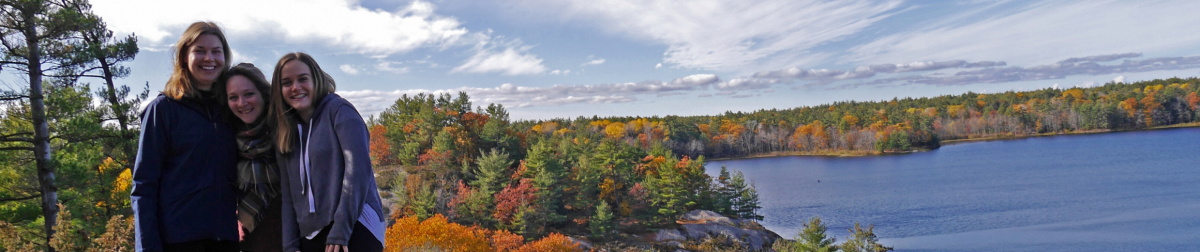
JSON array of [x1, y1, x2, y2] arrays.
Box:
[[707, 122, 1200, 162]]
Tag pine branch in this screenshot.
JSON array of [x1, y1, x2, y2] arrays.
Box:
[[0, 193, 41, 202]]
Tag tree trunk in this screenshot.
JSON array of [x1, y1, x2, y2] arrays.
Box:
[[24, 9, 58, 252]]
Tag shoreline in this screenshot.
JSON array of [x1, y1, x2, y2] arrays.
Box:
[[707, 122, 1200, 161]]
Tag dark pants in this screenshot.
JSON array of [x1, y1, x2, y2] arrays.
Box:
[[163, 240, 238, 252], [298, 222, 383, 252], [241, 197, 284, 252]]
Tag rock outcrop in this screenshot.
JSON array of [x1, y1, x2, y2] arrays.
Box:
[[651, 210, 782, 251]]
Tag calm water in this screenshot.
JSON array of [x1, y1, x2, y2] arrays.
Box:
[[706, 127, 1200, 251]]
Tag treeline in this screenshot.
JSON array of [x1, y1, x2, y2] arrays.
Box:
[[595, 77, 1200, 158], [370, 93, 765, 245]]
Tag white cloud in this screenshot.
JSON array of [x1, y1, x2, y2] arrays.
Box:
[[846, 1, 1200, 66], [452, 46, 547, 75], [91, 0, 471, 55], [656, 63, 663, 69], [717, 78, 779, 91], [1113, 76, 1125, 84], [375, 62, 409, 74], [751, 54, 1200, 88], [549, 70, 571, 75], [583, 58, 606, 66], [229, 48, 256, 65], [338, 73, 720, 115], [340, 64, 361, 75], [504, 0, 902, 73]]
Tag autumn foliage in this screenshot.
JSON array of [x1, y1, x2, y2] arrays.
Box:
[[385, 214, 580, 252]]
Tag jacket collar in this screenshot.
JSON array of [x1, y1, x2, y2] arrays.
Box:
[[161, 93, 220, 121]]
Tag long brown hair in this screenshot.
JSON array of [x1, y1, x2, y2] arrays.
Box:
[[271, 52, 336, 153], [164, 21, 232, 100]]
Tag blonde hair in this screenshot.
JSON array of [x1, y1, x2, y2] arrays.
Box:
[[270, 52, 336, 153], [164, 21, 232, 100]]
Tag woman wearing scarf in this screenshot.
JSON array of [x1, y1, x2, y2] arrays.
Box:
[[217, 63, 282, 252]]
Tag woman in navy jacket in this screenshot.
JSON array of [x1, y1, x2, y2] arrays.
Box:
[[269, 52, 385, 252], [131, 22, 239, 252]]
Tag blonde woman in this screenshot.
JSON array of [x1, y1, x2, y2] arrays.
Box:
[[270, 52, 384, 252]]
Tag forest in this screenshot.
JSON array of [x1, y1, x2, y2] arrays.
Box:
[[367, 76, 1200, 250], [2, 0, 1200, 251]]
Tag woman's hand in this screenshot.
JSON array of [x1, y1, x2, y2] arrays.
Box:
[[325, 244, 348, 252]]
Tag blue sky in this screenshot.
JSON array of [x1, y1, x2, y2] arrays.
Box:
[[84, 0, 1200, 120]]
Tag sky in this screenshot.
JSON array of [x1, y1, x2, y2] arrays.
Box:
[[77, 0, 1200, 120]]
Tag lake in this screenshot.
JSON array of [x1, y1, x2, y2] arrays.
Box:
[[705, 127, 1200, 251]]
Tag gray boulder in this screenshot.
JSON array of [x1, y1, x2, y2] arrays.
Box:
[[651, 210, 782, 251]]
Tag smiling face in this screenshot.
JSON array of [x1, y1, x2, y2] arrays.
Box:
[[280, 60, 315, 120], [187, 34, 225, 91], [225, 75, 264, 124]]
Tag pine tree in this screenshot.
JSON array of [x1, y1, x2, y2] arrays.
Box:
[[773, 216, 838, 252], [589, 200, 614, 240], [841, 222, 893, 252]]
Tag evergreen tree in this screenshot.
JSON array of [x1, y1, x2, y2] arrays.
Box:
[[729, 170, 763, 220], [841, 222, 893, 252], [774, 216, 838, 252], [472, 148, 511, 195], [589, 200, 614, 240]]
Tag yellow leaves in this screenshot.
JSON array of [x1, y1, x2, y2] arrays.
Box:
[[905, 107, 918, 114], [628, 118, 651, 131], [1061, 88, 1086, 103], [112, 169, 131, 194], [98, 157, 133, 210], [1011, 104, 1028, 114], [531, 121, 558, 134], [841, 114, 859, 128], [98, 157, 121, 174], [589, 119, 611, 128], [604, 122, 626, 139], [947, 105, 965, 117], [598, 178, 617, 202], [717, 119, 746, 138], [1119, 98, 1139, 118], [1143, 84, 1164, 95]]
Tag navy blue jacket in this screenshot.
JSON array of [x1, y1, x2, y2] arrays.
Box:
[[131, 93, 238, 252]]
